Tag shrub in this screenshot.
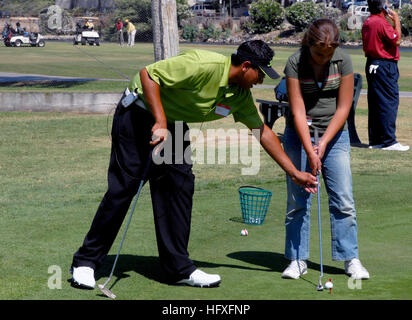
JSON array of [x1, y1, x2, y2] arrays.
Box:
[[248, 0, 286, 34], [339, 13, 350, 31], [200, 24, 216, 41], [199, 24, 223, 42], [339, 30, 349, 43], [349, 29, 362, 42], [181, 24, 199, 42], [220, 17, 234, 32], [286, 2, 320, 31], [399, 4, 412, 36], [134, 22, 153, 41], [223, 28, 232, 40], [319, 5, 342, 25], [176, 0, 193, 27], [239, 16, 253, 34], [0, 0, 54, 17]]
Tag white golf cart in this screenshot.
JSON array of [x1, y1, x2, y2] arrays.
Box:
[[73, 20, 100, 46], [9, 33, 45, 47], [73, 30, 100, 46]]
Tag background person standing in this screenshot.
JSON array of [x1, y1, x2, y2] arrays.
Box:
[[125, 19, 136, 47], [115, 18, 124, 46], [362, 0, 409, 151]]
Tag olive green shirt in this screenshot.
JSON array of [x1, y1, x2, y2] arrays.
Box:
[[284, 47, 353, 134], [129, 49, 263, 129]]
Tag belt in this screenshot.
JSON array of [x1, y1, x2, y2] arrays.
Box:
[[367, 57, 398, 63]]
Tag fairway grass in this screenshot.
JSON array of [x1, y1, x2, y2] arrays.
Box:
[[1, 92, 411, 300], [1, 42, 412, 91]]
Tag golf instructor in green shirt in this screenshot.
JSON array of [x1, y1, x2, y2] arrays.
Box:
[[71, 40, 317, 289]]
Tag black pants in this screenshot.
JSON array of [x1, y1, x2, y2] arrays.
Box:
[[365, 58, 399, 147], [72, 99, 197, 282]]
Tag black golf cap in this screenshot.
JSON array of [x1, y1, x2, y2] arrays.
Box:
[[236, 49, 280, 80]]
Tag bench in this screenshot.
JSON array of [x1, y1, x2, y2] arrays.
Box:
[[257, 73, 363, 145]]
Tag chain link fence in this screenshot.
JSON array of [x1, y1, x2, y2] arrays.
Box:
[[1, 1, 411, 46], [1, 0, 153, 43]]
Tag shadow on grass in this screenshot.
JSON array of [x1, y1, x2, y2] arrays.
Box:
[[228, 251, 345, 289], [95, 255, 164, 286], [95, 254, 270, 288], [94, 251, 344, 290], [227, 251, 344, 276]]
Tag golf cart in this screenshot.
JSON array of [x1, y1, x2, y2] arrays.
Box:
[[73, 21, 100, 46], [9, 33, 45, 47], [2, 24, 45, 47]]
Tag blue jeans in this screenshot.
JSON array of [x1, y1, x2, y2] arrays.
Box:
[[283, 127, 359, 261]]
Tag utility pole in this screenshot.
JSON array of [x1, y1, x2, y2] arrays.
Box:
[[152, 0, 179, 62]]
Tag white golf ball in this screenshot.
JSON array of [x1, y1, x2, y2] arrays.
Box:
[[325, 281, 333, 289], [240, 229, 248, 236]]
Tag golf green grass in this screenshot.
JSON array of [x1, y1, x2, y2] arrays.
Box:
[[0, 41, 411, 301]]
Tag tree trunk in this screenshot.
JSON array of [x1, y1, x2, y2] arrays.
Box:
[[151, 0, 179, 62]]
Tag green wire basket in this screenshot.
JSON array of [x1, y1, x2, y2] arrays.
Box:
[[238, 186, 272, 225]]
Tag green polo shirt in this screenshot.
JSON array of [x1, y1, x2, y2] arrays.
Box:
[[284, 47, 353, 134], [128, 49, 263, 129]]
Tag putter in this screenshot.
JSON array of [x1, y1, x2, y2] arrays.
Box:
[[98, 151, 152, 299], [314, 127, 324, 291]]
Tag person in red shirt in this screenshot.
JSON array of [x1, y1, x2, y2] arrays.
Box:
[[361, 0, 409, 151], [115, 18, 124, 47]]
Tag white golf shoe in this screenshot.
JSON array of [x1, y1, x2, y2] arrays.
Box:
[[381, 143, 410, 151], [281, 260, 308, 279], [71, 266, 96, 289], [177, 269, 221, 288], [345, 258, 370, 280]]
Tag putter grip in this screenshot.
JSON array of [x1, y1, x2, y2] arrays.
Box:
[[314, 127, 319, 146]]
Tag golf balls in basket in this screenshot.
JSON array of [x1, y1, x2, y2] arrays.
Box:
[[325, 281, 333, 289], [240, 229, 248, 236]]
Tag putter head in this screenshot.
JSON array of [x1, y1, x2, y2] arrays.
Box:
[[98, 284, 117, 299]]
